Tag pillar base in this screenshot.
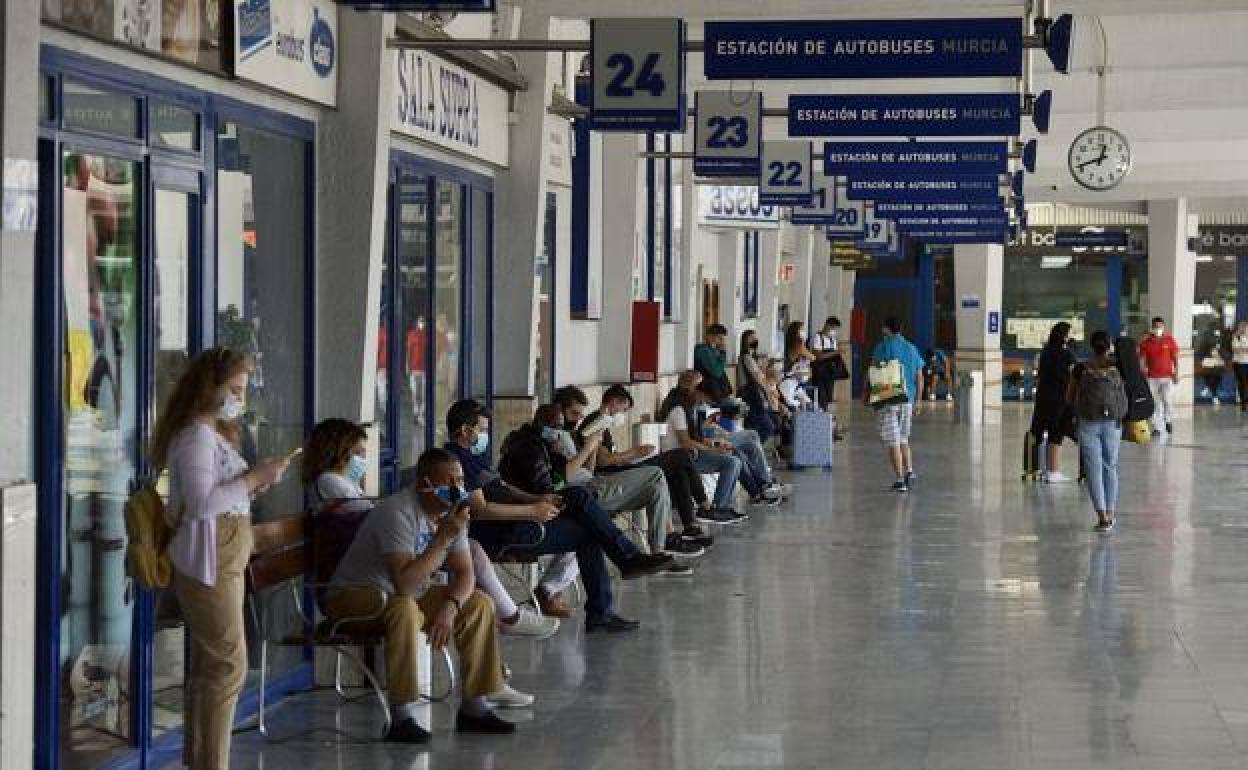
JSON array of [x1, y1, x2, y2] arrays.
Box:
[[954, 350, 1003, 425]]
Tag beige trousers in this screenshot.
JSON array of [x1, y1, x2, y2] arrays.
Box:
[[325, 585, 504, 707], [174, 516, 253, 770]]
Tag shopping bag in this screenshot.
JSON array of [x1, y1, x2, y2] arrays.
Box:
[[1122, 419, 1151, 445], [868, 360, 909, 407]]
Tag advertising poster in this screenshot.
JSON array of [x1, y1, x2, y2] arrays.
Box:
[[234, 0, 339, 106], [43, 0, 226, 71]]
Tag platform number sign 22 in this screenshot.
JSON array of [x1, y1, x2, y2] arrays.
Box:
[[590, 18, 687, 132], [694, 91, 762, 176], [758, 141, 813, 206]]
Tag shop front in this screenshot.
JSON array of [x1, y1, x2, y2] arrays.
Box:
[[376, 48, 507, 493], [1193, 225, 1247, 403], [33, 2, 334, 766]]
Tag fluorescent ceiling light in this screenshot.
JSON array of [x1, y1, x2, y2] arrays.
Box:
[[1196, 255, 1213, 263], [1041, 255, 1072, 269]]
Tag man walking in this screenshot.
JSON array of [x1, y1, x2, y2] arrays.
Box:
[[865, 317, 926, 492], [1139, 316, 1180, 436]]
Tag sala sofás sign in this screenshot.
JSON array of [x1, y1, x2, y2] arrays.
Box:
[[394, 49, 510, 167]]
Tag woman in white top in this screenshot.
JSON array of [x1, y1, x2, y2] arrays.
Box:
[[1232, 320, 1248, 412], [149, 347, 289, 770], [303, 419, 558, 643]]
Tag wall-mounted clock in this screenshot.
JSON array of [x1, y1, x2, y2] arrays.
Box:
[[1068, 126, 1132, 191]]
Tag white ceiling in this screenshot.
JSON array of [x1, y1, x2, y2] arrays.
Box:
[[518, 0, 1248, 213]]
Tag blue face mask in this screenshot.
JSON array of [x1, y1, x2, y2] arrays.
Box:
[[470, 431, 489, 456], [541, 426, 562, 443], [346, 454, 368, 484], [433, 484, 466, 507]]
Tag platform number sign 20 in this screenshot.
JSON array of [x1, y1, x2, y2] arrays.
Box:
[[758, 140, 813, 206], [694, 91, 762, 176], [590, 18, 687, 132]]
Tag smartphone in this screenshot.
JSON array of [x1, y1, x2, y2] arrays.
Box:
[[285, 447, 304, 462]]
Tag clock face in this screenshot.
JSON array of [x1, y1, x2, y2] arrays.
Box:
[[1068, 126, 1132, 191]]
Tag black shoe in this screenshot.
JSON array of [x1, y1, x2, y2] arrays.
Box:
[[1151, 429, 1161, 437], [656, 563, 694, 577], [681, 527, 715, 548], [891, 480, 909, 493], [904, 470, 916, 487], [618, 552, 674, 579], [709, 508, 748, 524], [1165, 421, 1173, 434], [664, 534, 706, 557], [386, 718, 432, 744], [585, 612, 641, 633], [455, 709, 516, 735]]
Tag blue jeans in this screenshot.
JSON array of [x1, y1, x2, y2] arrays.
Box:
[[1078, 419, 1121, 514], [691, 451, 742, 509], [469, 487, 637, 619], [726, 430, 770, 496]]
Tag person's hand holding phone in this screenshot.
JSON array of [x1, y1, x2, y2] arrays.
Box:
[[434, 503, 471, 548], [529, 501, 560, 523], [248, 455, 292, 494]]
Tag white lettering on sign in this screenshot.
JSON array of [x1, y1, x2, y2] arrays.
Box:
[[393, 49, 510, 167]]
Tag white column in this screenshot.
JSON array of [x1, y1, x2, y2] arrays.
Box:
[[789, 226, 814, 326], [808, 238, 831, 330], [757, 230, 782, 357], [597, 133, 642, 383], [954, 243, 1005, 424], [1147, 199, 1198, 409]]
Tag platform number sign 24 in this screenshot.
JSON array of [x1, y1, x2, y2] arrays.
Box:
[[694, 91, 762, 176], [590, 18, 687, 132]]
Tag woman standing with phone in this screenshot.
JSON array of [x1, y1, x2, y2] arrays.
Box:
[[149, 347, 291, 770]]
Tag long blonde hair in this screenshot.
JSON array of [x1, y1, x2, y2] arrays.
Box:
[[150, 347, 253, 468]]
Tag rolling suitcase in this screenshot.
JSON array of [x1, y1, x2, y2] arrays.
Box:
[[791, 408, 835, 471]]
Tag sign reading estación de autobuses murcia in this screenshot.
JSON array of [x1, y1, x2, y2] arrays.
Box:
[[393, 49, 510, 168]]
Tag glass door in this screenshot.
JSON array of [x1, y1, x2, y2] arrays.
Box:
[[58, 149, 142, 770]]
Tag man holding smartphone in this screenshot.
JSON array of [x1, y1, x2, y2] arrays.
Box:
[[325, 448, 521, 744]]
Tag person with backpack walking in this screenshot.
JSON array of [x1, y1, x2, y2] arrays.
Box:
[[148, 347, 291, 770], [864, 317, 926, 492], [1069, 331, 1129, 533]]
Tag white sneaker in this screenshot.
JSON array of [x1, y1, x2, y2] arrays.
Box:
[[767, 482, 794, 498], [762, 485, 785, 501], [1044, 471, 1073, 484], [500, 607, 560, 639], [484, 684, 535, 709]]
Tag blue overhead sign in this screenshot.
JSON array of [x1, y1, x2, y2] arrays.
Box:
[[905, 229, 1008, 244], [338, 1, 495, 9], [703, 18, 1023, 80], [824, 141, 1008, 176], [790, 93, 1020, 137], [844, 174, 1003, 203], [894, 215, 1010, 230], [876, 201, 1005, 216]]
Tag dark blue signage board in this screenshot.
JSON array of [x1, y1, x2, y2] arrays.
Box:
[[904, 229, 1008, 244], [338, 1, 495, 9], [790, 93, 1020, 137], [875, 200, 1005, 216], [823, 141, 1008, 176], [1055, 231, 1128, 248], [703, 18, 1022, 80], [894, 215, 1009, 230], [1046, 14, 1075, 74], [844, 174, 1002, 203]]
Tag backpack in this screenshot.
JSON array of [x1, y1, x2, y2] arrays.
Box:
[[1077, 366, 1128, 421], [124, 481, 174, 590]]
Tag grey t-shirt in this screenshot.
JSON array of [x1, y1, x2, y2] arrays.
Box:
[[330, 488, 469, 598]]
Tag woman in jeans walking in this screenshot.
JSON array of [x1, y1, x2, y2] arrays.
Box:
[[1068, 331, 1128, 534]]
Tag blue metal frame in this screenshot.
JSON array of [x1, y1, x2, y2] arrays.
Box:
[[645, 133, 657, 301], [1238, 255, 1248, 325], [36, 45, 318, 770], [1105, 252, 1123, 336], [663, 135, 675, 317], [569, 79, 594, 320]]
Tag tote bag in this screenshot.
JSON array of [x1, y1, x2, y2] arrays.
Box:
[[868, 360, 910, 408]]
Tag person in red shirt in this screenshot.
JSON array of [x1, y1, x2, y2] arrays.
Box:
[[1139, 316, 1180, 435]]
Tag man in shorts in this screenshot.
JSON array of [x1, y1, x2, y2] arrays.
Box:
[[865, 317, 926, 492]]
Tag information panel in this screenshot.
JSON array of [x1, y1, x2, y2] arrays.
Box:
[[893, 215, 1010, 229], [703, 18, 1023, 80], [694, 91, 763, 177], [824, 141, 1008, 176], [790, 93, 1020, 137], [875, 201, 1005, 216], [758, 141, 813, 206], [791, 173, 862, 231], [590, 18, 686, 132], [337, 1, 494, 9], [844, 174, 1003, 203]]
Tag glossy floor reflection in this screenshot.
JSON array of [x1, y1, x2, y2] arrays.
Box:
[[218, 404, 1248, 770]]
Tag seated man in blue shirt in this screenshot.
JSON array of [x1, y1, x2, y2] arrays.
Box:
[[864, 316, 926, 492]]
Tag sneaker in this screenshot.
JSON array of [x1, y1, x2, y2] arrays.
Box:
[[664, 533, 706, 558], [500, 607, 560, 639], [761, 485, 785, 501], [1044, 471, 1073, 484], [750, 495, 781, 507], [484, 684, 536, 709], [943, 394, 952, 401], [386, 718, 432, 744], [903, 470, 917, 487], [618, 552, 675, 579], [455, 709, 516, 734], [655, 564, 694, 577], [695, 509, 720, 525], [681, 527, 715, 548], [1165, 421, 1173, 434], [1094, 520, 1114, 534], [767, 482, 795, 498], [585, 612, 641, 633], [891, 480, 909, 493], [535, 588, 574, 619], [703, 508, 747, 524]]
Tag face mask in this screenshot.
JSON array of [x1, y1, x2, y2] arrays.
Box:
[[432, 484, 465, 507], [1153, 328, 1165, 337], [541, 426, 562, 444], [219, 392, 245, 421], [612, 413, 627, 428], [470, 431, 489, 456], [346, 454, 368, 484], [555, 430, 578, 459], [828, 329, 839, 338]]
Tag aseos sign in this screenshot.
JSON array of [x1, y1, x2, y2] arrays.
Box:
[[393, 49, 510, 167]]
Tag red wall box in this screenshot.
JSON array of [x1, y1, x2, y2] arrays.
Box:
[[631, 301, 661, 383]]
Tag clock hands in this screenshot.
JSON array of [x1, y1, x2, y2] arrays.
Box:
[[1077, 144, 1110, 172]]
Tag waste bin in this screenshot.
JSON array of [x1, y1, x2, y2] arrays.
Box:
[[954, 370, 984, 425]]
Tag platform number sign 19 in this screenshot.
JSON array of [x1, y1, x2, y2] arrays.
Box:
[[758, 141, 813, 206], [590, 18, 687, 132], [694, 91, 762, 177], [861, 203, 889, 245]]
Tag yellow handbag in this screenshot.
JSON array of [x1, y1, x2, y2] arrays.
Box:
[[1123, 419, 1151, 445]]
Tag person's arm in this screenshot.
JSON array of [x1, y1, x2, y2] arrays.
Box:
[[1170, 338, 1180, 383], [562, 431, 602, 479], [423, 541, 474, 649], [384, 508, 463, 597], [174, 433, 285, 521]]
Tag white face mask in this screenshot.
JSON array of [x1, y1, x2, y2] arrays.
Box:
[[1153, 328, 1165, 337], [554, 430, 578, 459], [219, 392, 245, 421], [613, 413, 627, 428]]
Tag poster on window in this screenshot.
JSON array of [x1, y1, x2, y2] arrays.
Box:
[[42, 0, 226, 71], [233, 0, 339, 106]]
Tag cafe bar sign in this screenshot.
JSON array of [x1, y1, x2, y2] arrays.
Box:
[[393, 48, 510, 167]]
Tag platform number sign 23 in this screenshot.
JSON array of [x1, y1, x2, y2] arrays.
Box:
[[758, 141, 813, 206], [590, 18, 687, 132], [694, 91, 763, 176]]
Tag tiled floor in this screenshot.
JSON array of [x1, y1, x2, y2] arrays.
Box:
[[220, 403, 1248, 770]]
